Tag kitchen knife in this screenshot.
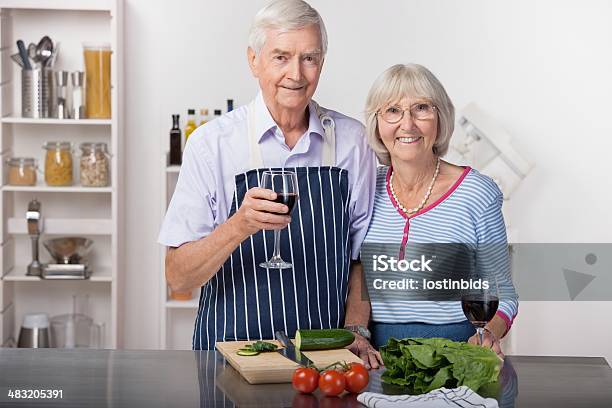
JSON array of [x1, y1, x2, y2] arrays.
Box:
[[275, 331, 313, 367]]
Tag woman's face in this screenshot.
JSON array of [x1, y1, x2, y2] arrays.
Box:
[[377, 96, 438, 164]]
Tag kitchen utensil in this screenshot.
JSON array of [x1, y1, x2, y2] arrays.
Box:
[[21, 68, 54, 118], [16, 39, 32, 70], [71, 71, 85, 119], [51, 313, 102, 348], [34, 36, 53, 66], [27, 42, 36, 59], [275, 331, 313, 367], [17, 313, 50, 348], [41, 236, 93, 279], [10, 53, 24, 68], [26, 199, 43, 277], [43, 237, 93, 264], [45, 41, 59, 68], [55, 70, 70, 119], [50, 295, 103, 348], [216, 340, 362, 384], [42, 264, 91, 279]]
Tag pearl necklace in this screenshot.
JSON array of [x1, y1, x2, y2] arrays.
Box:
[[389, 157, 441, 215]]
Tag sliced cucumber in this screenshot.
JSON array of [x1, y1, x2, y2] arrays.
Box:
[[295, 329, 355, 351], [237, 348, 260, 356]]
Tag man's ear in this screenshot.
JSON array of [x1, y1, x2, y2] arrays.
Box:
[[247, 47, 258, 78]]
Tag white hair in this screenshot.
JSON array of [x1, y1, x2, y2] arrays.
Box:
[[365, 64, 455, 165], [248, 0, 328, 56]]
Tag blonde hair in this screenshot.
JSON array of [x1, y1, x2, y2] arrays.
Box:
[[249, 0, 328, 56], [364, 64, 455, 165]]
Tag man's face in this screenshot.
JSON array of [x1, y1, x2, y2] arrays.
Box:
[[248, 24, 324, 114]]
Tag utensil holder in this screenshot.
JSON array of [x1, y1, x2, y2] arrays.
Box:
[[22, 68, 56, 118]]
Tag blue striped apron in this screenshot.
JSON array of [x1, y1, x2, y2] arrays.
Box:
[[192, 102, 352, 350]]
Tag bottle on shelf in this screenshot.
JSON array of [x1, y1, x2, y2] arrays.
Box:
[[199, 108, 209, 126], [213, 109, 222, 120], [169, 114, 182, 166], [226, 99, 234, 112], [184, 109, 197, 141]]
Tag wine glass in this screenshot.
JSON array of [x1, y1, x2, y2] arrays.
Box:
[[461, 275, 499, 345], [259, 170, 299, 269]]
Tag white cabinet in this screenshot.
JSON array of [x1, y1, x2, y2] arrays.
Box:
[[0, 0, 123, 348]]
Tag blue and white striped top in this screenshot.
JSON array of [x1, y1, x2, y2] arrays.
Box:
[[363, 165, 519, 328]]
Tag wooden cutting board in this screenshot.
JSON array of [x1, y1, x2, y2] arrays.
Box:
[[216, 340, 363, 384]]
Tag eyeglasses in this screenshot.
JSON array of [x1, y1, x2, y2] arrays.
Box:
[[377, 102, 437, 124]]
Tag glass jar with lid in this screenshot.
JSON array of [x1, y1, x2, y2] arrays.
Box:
[[43, 142, 73, 186], [79, 142, 110, 187], [7, 157, 37, 186]]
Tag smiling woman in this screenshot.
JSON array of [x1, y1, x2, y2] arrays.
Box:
[[357, 63, 519, 359]]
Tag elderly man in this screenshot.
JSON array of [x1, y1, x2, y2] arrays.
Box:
[[158, 0, 382, 368]]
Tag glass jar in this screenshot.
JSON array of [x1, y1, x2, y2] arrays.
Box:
[[79, 142, 110, 187], [43, 142, 73, 186], [83, 43, 112, 119], [7, 157, 37, 186]]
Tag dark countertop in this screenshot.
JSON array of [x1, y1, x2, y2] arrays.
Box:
[[1, 349, 611, 407]]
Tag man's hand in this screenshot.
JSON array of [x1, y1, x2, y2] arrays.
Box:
[[468, 329, 505, 361], [347, 334, 384, 370], [232, 187, 291, 237]]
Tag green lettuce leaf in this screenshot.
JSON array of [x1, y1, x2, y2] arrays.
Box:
[[380, 337, 501, 394]]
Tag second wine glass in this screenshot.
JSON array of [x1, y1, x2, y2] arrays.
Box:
[[259, 170, 299, 269], [461, 275, 499, 345]]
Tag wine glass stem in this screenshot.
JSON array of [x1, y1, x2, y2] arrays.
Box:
[[272, 229, 281, 259], [477, 327, 484, 346]]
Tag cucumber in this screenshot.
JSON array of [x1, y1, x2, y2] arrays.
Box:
[[294, 329, 354, 351], [236, 348, 260, 356]]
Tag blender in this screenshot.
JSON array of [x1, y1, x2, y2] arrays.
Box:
[[50, 295, 103, 349]]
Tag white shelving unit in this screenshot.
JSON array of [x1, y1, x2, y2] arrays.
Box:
[[0, 0, 123, 349], [1, 116, 111, 125], [159, 153, 198, 350]]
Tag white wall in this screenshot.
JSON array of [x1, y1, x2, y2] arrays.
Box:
[[122, 0, 612, 360]]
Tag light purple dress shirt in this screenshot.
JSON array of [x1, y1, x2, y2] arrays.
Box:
[[158, 92, 376, 259]]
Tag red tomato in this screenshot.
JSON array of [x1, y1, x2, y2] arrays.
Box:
[[292, 367, 319, 394], [319, 369, 346, 397], [344, 363, 369, 393], [348, 362, 367, 374]]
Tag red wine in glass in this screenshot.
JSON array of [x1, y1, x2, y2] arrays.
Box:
[[259, 170, 299, 269], [272, 193, 298, 213], [461, 276, 499, 345], [461, 295, 499, 329]]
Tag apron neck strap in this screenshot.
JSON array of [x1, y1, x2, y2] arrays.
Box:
[[247, 100, 336, 169]]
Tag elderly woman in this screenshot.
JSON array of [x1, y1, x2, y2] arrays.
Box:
[[346, 64, 518, 364]]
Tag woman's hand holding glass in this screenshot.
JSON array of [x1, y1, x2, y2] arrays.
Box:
[[468, 327, 504, 360]]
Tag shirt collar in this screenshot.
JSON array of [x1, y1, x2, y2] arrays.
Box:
[[253, 91, 326, 143]]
